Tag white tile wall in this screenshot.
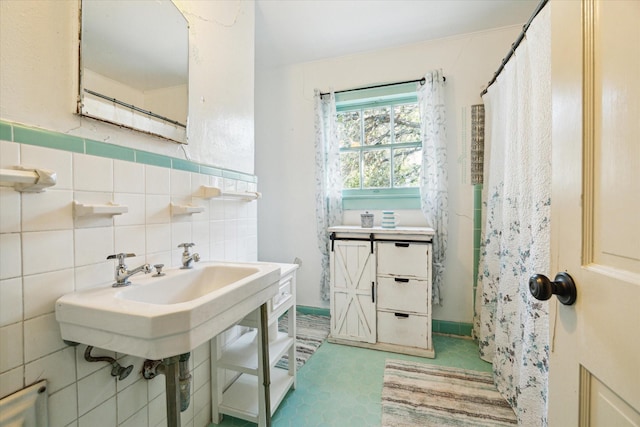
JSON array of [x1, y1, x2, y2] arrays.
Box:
[[0, 322, 23, 371], [0, 233, 21, 280], [49, 384, 79, 426], [24, 346, 76, 393], [0, 188, 20, 233], [0, 277, 22, 326], [23, 268, 74, 319], [22, 230, 74, 275], [21, 144, 73, 190], [79, 396, 116, 427], [73, 153, 113, 193], [0, 141, 259, 426]]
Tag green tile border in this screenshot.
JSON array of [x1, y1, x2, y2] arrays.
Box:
[[86, 139, 135, 161], [0, 119, 257, 183], [172, 158, 200, 173], [200, 165, 223, 177], [432, 319, 474, 337], [296, 305, 473, 337], [473, 183, 483, 317], [13, 124, 85, 153], [0, 122, 12, 141], [296, 305, 330, 317]]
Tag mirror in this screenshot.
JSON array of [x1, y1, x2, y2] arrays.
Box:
[[79, 0, 189, 144]]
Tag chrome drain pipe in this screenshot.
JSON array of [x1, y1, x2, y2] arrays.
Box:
[[143, 352, 192, 427], [178, 353, 191, 411]]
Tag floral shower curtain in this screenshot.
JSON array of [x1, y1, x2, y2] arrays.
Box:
[[314, 90, 342, 301], [474, 6, 551, 426], [418, 70, 448, 305]]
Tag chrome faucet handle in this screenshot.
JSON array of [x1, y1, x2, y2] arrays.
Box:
[[107, 253, 136, 265], [178, 243, 200, 268], [153, 264, 165, 277]]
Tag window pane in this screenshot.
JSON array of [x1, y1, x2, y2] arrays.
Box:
[[363, 107, 391, 146], [337, 111, 361, 148], [363, 150, 390, 188], [393, 147, 421, 187], [394, 103, 421, 143], [340, 151, 360, 189]]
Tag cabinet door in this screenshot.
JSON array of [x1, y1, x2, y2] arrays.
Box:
[[330, 240, 376, 343]]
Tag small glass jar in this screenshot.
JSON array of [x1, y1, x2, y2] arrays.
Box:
[[360, 211, 374, 228]]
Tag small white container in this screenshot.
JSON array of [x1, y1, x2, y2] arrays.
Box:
[[381, 210, 396, 228]]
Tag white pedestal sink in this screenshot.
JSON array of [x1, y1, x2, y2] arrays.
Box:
[[55, 261, 281, 427], [55, 261, 281, 360]]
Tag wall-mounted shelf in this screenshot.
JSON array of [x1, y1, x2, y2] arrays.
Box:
[[73, 201, 128, 217], [200, 185, 261, 201], [0, 166, 57, 192], [171, 203, 205, 216]]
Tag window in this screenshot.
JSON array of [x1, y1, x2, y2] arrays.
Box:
[[335, 84, 422, 209]]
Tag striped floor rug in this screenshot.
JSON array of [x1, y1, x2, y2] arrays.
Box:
[[382, 359, 517, 427], [276, 312, 330, 369]]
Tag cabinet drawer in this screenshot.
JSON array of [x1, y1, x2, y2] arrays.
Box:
[[377, 277, 428, 314], [270, 276, 293, 314], [377, 242, 429, 278], [377, 311, 430, 349]]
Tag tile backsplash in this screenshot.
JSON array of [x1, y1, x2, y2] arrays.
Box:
[[0, 121, 259, 426]]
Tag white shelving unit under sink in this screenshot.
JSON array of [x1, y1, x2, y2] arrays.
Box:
[[211, 263, 298, 425]]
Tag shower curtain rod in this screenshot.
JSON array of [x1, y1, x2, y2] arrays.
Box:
[[319, 75, 445, 97], [480, 0, 549, 97]]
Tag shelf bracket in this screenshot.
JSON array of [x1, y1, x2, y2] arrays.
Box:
[[73, 201, 128, 217], [171, 203, 205, 216], [200, 185, 261, 201], [0, 166, 57, 192]]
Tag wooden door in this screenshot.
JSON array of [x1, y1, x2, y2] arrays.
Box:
[[549, 0, 640, 425], [330, 240, 376, 343]]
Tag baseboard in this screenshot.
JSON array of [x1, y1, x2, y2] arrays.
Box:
[[296, 306, 472, 338], [296, 305, 330, 316], [432, 320, 473, 337]]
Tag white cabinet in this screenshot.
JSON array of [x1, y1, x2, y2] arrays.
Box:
[[211, 263, 298, 426], [328, 226, 435, 358]]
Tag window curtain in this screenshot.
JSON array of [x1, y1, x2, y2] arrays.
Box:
[[314, 90, 342, 301], [473, 5, 551, 426], [418, 69, 448, 305]]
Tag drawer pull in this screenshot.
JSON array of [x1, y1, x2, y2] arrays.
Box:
[[394, 313, 409, 318], [372, 282, 376, 303], [394, 242, 410, 247], [394, 278, 410, 283]]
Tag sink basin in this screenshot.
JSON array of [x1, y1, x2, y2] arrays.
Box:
[[120, 265, 261, 304], [55, 261, 281, 359]]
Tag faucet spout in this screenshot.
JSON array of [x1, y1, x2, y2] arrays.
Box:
[[108, 253, 151, 287], [118, 263, 152, 285]]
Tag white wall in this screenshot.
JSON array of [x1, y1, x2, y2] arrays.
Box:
[[255, 25, 521, 324], [0, 1, 255, 426]]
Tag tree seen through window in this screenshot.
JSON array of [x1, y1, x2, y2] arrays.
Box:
[[337, 101, 421, 190]]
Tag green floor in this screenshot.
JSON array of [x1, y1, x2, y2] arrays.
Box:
[[211, 334, 491, 426]]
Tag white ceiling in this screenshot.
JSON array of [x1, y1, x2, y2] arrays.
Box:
[[255, 0, 540, 67]]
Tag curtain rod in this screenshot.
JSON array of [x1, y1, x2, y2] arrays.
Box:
[[320, 75, 445, 97], [480, 0, 549, 97]]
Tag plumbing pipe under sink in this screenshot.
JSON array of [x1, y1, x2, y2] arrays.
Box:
[[143, 353, 192, 413], [84, 346, 134, 381]]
